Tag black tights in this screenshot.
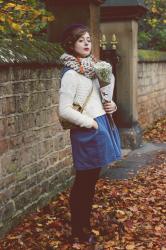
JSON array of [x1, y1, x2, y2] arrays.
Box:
[[69, 167, 101, 237]]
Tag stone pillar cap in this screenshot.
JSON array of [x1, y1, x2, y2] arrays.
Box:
[[102, 0, 146, 7], [101, 0, 148, 21], [46, 0, 105, 5]]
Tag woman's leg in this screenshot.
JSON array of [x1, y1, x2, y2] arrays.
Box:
[[69, 167, 101, 238]]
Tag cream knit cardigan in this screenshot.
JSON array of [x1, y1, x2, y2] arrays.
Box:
[[58, 69, 115, 128]]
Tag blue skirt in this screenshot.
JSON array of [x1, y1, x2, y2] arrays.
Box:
[[70, 114, 121, 171]]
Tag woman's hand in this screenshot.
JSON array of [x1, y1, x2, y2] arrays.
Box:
[[92, 120, 98, 129], [103, 101, 117, 114]]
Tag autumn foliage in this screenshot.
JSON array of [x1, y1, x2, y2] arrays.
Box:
[[0, 152, 165, 249], [143, 116, 166, 142], [0, 0, 55, 39], [138, 0, 166, 50]]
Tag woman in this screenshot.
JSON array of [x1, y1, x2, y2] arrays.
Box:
[[59, 24, 121, 244]]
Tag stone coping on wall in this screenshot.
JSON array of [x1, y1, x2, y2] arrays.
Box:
[[1, 40, 166, 66], [0, 38, 64, 67], [138, 49, 166, 63]]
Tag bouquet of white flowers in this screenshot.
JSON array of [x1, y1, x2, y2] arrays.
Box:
[[94, 61, 116, 128], [94, 61, 112, 87], [94, 60, 115, 103]]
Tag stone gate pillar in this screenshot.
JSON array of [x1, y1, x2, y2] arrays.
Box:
[[45, 0, 105, 58], [100, 0, 147, 149]]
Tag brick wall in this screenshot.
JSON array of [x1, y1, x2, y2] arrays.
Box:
[[137, 62, 166, 128], [0, 65, 73, 237]]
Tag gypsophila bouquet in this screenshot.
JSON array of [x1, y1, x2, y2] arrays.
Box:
[[94, 61, 112, 87], [94, 60, 115, 102], [94, 60, 117, 126]]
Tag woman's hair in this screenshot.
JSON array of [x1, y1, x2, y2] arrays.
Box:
[[61, 24, 90, 54]]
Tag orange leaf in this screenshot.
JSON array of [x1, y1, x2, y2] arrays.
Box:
[[126, 243, 136, 250]]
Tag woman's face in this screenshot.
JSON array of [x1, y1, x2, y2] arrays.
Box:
[[74, 32, 92, 58]]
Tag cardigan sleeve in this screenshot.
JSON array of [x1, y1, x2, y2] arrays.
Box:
[[58, 70, 94, 128]]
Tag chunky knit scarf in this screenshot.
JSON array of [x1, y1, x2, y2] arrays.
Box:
[[60, 53, 97, 79]]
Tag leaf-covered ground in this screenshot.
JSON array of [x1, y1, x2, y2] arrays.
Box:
[[143, 116, 166, 143], [0, 117, 165, 250], [0, 152, 165, 250]]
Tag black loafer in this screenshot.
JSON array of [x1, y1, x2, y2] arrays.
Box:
[[86, 234, 96, 244], [79, 232, 96, 244], [68, 233, 96, 244]]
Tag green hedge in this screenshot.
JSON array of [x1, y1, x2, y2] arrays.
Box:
[[0, 39, 64, 66], [138, 49, 166, 62]]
